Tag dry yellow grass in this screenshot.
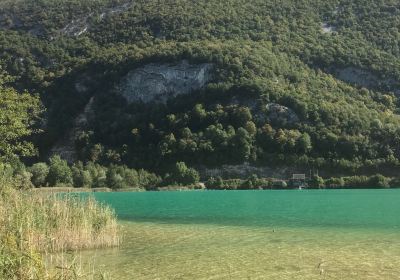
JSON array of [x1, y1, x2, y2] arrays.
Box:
[[0, 184, 120, 280]]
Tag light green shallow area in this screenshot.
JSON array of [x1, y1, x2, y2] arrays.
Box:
[[78, 190, 400, 279]]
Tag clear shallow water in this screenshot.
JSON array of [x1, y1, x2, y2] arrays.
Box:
[[79, 190, 400, 279]]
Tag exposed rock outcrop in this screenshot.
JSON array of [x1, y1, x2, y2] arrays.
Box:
[[60, 2, 132, 37], [321, 23, 336, 34], [62, 19, 89, 37], [265, 103, 299, 125], [335, 67, 379, 88], [118, 60, 214, 103], [332, 67, 399, 93]]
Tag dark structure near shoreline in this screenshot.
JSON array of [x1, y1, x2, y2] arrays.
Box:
[[289, 174, 307, 189]]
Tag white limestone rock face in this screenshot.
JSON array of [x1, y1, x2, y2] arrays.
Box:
[[119, 60, 214, 103]]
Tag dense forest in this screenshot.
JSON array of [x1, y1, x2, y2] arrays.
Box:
[[1, 0, 400, 188]]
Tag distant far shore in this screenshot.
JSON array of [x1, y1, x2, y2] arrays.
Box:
[[31, 184, 400, 194], [30, 187, 142, 193]]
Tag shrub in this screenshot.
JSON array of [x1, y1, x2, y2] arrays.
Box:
[[47, 156, 73, 186], [106, 167, 127, 190], [343, 176, 370, 188], [369, 174, 390, 188], [325, 177, 345, 189], [137, 169, 162, 190], [205, 176, 225, 190], [272, 180, 288, 189], [309, 175, 325, 189], [242, 175, 270, 189], [72, 162, 93, 188], [389, 177, 400, 188], [223, 179, 243, 190], [29, 162, 49, 187], [165, 162, 200, 186]]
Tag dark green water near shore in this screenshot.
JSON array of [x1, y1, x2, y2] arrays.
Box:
[[79, 190, 400, 279]]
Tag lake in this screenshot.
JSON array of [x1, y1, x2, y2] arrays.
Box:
[[77, 190, 400, 279]]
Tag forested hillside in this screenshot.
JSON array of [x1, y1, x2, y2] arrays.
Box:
[[1, 0, 400, 181]]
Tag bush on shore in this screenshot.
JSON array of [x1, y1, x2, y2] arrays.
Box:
[[205, 175, 272, 190], [7, 156, 162, 191]]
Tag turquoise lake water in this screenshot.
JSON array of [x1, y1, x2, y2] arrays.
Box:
[[77, 190, 400, 279], [93, 189, 400, 230]]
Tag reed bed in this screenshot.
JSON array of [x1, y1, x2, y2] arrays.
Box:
[[0, 184, 119, 280]]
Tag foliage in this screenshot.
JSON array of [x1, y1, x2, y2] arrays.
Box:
[[0, 181, 119, 279], [309, 175, 325, 189], [369, 174, 390, 188], [164, 162, 200, 186], [342, 175, 379, 189], [47, 155, 73, 186], [29, 162, 49, 187], [0, 70, 43, 161], [2, 0, 400, 175], [205, 175, 271, 190], [325, 177, 345, 188]]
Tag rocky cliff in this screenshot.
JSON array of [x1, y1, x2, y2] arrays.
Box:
[[118, 60, 214, 103]]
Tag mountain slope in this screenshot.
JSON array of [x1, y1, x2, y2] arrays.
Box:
[[1, 0, 400, 176]]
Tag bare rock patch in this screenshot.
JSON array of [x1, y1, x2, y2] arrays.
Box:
[[118, 60, 214, 104]]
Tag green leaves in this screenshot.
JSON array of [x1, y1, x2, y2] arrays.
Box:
[[0, 73, 43, 161]]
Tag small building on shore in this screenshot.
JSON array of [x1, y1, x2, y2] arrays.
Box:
[[289, 174, 307, 188]]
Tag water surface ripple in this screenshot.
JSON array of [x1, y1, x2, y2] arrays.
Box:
[[78, 190, 400, 279]]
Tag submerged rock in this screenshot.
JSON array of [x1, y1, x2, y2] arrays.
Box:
[[118, 60, 214, 104]]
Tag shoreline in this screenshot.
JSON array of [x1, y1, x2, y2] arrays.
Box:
[[31, 186, 400, 193]]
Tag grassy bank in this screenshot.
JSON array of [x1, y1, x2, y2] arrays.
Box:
[[0, 183, 119, 280]]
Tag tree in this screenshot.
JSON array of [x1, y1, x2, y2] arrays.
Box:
[[137, 169, 161, 190], [369, 174, 390, 188], [297, 133, 312, 154], [309, 175, 325, 189], [245, 121, 257, 136], [0, 70, 43, 161], [325, 177, 345, 188], [231, 128, 252, 161], [47, 155, 73, 186], [89, 144, 104, 163], [72, 162, 93, 188], [106, 166, 126, 190], [192, 104, 207, 124], [233, 107, 252, 127], [86, 162, 107, 188], [166, 162, 200, 185], [244, 174, 259, 189], [29, 163, 49, 187]]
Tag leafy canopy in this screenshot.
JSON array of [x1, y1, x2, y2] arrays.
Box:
[[0, 70, 43, 161]]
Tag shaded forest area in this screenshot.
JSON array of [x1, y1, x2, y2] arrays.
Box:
[[1, 0, 400, 182]]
